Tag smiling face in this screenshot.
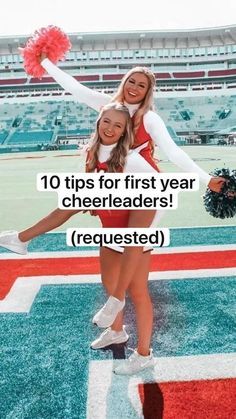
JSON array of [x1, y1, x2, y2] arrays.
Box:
[[98, 109, 127, 145], [123, 72, 150, 104]]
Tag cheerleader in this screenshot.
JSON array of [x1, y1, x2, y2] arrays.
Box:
[[86, 102, 160, 374], [0, 55, 224, 253]]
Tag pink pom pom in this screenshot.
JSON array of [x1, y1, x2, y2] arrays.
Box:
[[20, 26, 72, 78]]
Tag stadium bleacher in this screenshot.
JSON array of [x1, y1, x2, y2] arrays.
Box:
[[0, 132, 8, 144], [7, 130, 54, 145], [0, 25, 236, 151]]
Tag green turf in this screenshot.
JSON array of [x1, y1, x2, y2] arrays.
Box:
[[0, 226, 234, 254], [0, 146, 235, 232], [0, 276, 235, 418]]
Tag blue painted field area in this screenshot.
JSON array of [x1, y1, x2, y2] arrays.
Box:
[[0, 225, 235, 254], [0, 272, 235, 418]]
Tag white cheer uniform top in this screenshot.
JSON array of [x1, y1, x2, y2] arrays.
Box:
[[42, 58, 211, 185], [91, 143, 164, 228], [97, 143, 157, 173]]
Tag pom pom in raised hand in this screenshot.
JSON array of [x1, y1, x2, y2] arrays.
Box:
[[203, 168, 236, 219], [19, 26, 71, 78]]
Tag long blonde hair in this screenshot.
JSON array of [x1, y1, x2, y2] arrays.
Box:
[[112, 67, 156, 137], [86, 102, 134, 173]]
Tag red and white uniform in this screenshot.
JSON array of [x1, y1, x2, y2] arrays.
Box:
[[133, 118, 159, 171], [88, 143, 159, 229], [41, 58, 211, 186]]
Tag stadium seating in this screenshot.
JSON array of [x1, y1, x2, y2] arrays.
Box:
[[0, 100, 98, 150], [7, 130, 53, 145], [0, 93, 236, 150], [0, 132, 8, 144]]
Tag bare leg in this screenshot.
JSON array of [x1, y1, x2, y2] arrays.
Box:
[[19, 208, 80, 242], [100, 246, 124, 332], [128, 251, 153, 356], [113, 209, 156, 301]]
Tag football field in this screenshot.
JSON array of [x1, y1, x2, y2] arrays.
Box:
[[0, 146, 235, 418]]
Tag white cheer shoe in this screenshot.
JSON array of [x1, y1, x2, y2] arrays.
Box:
[[113, 349, 155, 375], [0, 231, 29, 255], [93, 296, 125, 328], [91, 326, 129, 350]]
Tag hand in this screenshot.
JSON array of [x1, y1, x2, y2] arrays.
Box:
[[39, 52, 47, 63], [89, 210, 97, 216], [18, 47, 47, 64], [208, 177, 226, 193], [82, 210, 97, 216], [18, 47, 24, 55]]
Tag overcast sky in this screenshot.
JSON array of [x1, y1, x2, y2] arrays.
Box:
[[0, 0, 235, 36]]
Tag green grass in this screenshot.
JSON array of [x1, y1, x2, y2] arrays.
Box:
[[0, 146, 235, 232]]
